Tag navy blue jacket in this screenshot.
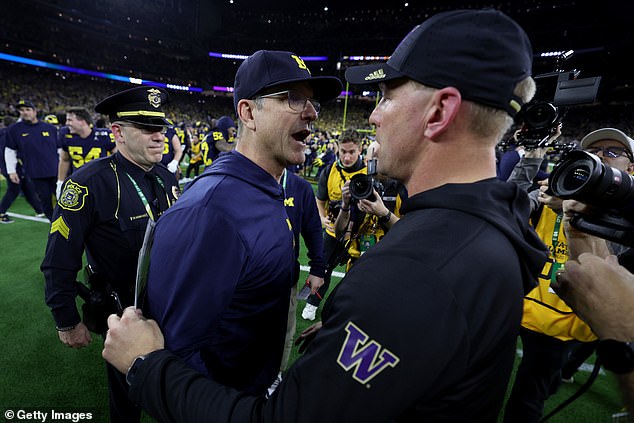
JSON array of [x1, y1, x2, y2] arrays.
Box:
[[146, 150, 295, 395], [6, 119, 58, 179], [283, 170, 325, 282]]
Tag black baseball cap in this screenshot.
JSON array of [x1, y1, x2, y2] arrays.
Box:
[[95, 86, 170, 127], [233, 50, 342, 113], [345, 9, 533, 117], [16, 100, 36, 109]]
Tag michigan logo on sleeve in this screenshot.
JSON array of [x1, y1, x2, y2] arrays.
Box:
[[59, 180, 89, 211]]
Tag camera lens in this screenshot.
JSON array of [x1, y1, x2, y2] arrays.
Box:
[[524, 102, 559, 130], [550, 150, 634, 208], [350, 174, 374, 201], [562, 166, 591, 192]]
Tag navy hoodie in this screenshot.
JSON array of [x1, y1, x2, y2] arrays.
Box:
[[146, 150, 295, 395]]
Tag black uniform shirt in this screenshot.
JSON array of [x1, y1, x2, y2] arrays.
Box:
[[41, 152, 179, 328]]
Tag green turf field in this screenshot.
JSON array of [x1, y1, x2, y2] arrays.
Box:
[[0, 177, 626, 422]]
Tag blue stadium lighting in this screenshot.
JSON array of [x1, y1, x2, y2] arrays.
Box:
[[208, 52, 249, 60], [0, 52, 203, 92], [342, 55, 391, 61], [209, 51, 328, 61]]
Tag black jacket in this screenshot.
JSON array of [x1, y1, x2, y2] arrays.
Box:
[[42, 153, 179, 328], [129, 178, 548, 423]]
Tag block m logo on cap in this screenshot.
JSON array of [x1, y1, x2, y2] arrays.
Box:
[[291, 55, 310, 74]]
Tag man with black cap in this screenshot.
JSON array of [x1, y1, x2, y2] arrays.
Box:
[[3, 99, 59, 221], [102, 10, 547, 422], [41, 86, 179, 423]]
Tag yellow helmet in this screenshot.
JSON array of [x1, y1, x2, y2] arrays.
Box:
[[44, 114, 59, 125]]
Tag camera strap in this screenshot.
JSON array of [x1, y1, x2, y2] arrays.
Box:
[[335, 163, 348, 184]]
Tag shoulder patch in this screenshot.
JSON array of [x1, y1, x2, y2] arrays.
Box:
[[59, 180, 89, 211], [50, 216, 71, 240]]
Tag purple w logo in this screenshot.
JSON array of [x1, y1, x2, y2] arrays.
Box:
[[337, 322, 400, 385]]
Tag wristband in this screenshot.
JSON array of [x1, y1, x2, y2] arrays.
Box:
[[378, 210, 391, 223], [340, 207, 350, 212], [56, 324, 77, 332]]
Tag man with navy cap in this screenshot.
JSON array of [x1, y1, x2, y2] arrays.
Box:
[[103, 10, 547, 422], [3, 99, 58, 221], [133, 49, 340, 397], [41, 86, 179, 423]]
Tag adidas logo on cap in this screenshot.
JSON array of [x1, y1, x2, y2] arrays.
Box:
[[365, 69, 386, 81]]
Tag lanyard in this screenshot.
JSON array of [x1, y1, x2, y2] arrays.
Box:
[[124, 172, 167, 221], [550, 213, 563, 283]]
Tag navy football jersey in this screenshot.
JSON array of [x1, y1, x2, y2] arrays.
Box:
[[60, 127, 115, 171]]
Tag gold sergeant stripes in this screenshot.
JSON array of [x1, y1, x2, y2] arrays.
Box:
[[50, 216, 70, 240]]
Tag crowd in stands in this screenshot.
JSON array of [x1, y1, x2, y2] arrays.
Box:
[[1, 58, 634, 170], [0, 60, 376, 134]]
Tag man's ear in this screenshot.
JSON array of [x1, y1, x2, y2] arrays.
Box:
[[110, 123, 125, 143], [423, 87, 461, 140], [237, 100, 256, 131]]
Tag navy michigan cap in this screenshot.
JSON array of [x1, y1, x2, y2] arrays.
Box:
[[233, 50, 342, 113], [16, 99, 36, 109], [95, 86, 170, 127], [345, 9, 533, 117]]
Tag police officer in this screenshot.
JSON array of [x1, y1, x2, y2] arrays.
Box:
[[41, 86, 179, 423]]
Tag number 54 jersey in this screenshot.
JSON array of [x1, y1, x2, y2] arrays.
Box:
[[59, 126, 116, 172]]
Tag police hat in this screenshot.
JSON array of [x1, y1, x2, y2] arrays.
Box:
[[16, 100, 36, 109], [95, 86, 170, 127]]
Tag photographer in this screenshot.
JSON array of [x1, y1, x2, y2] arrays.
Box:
[[334, 174, 406, 270], [301, 129, 366, 321], [504, 127, 634, 422]]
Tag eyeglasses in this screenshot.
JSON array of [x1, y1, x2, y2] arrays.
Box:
[[118, 122, 168, 135], [257, 90, 320, 114], [584, 146, 632, 160]]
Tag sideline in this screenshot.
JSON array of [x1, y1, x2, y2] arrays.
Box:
[[300, 264, 345, 279], [7, 213, 349, 280], [7, 212, 49, 223]]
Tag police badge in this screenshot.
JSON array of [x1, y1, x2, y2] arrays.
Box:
[[59, 180, 89, 211], [147, 88, 162, 109]]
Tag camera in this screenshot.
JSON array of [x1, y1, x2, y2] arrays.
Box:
[[350, 159, 384, 201], [514, 101, 563, 145], [549, 150, 634, 246], [499, 54, 601, 152]]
